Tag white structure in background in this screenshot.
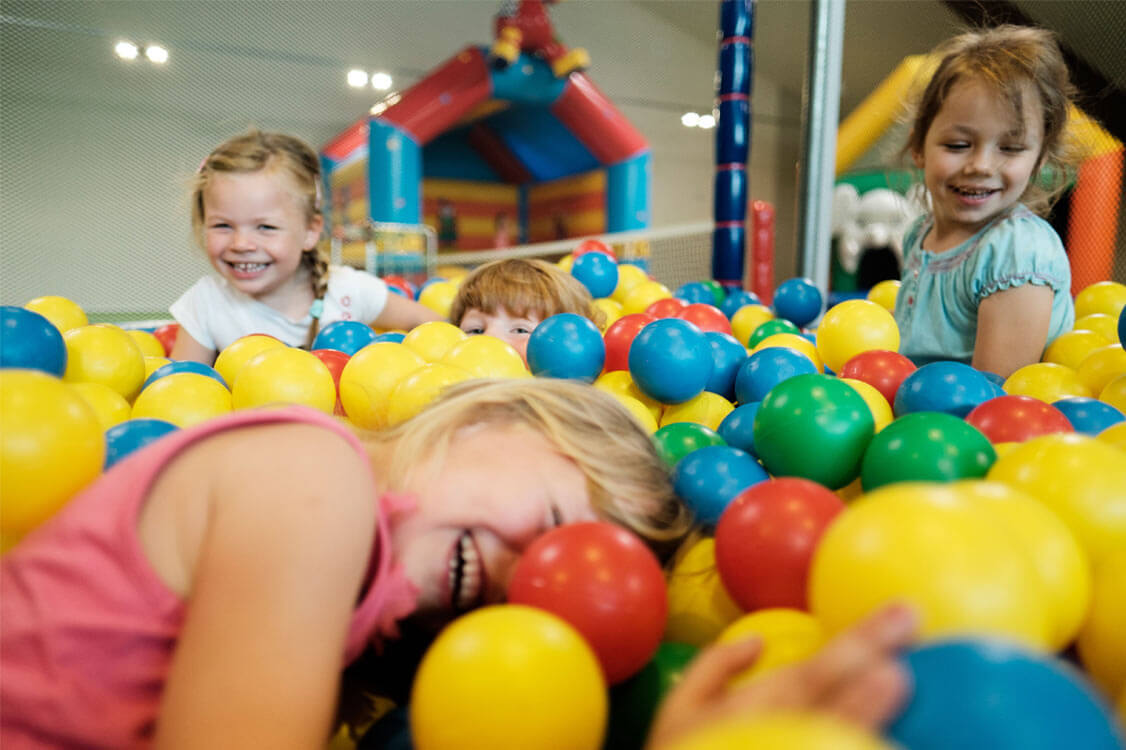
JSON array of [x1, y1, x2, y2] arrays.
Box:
[[832, 184, 925, 280]]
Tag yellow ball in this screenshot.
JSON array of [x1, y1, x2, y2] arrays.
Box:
[[1, 370, 105, 537], [661, 391, 735, 432], [1003, 362, 1092, 402], [70, 381, 132, 430], [594, 370, 662, 423], [133, 372, 232, 428], [441, 335, 531, 379], [1099, 373, 1126, 413], [611, 263, 650, 303], [1042, 329, 1112, 370], [386, 363, 472, 425], [815, 299, 900, 374], [63, 324, 146, 402], [662, 713, 894, 750], [1075, 280, 1126, 319], [557, 253, 575, 272], [434, 265, 470, 283], [417, 280, 459, 318], [665, 537, 744, 647], [753, 332, 823, 372], [1078, 548, 1126, 699], [125, 329, 167, 358], [1076, 344, 1126, 395], [605, 392, 659, 434], [1097, 421, 1126, 452], [716, 609, 825, 685], [866, 279, 901, 313], [731, 304, 774, 347], [952, 480, 1091, 650], [809, 482, 1052, 649], [402, 321, 468, 362], [143, 356, 171, 380], [986, 432, 1126, 565], [338, 342, 426, 429], [592, 298, 623, 330], [840, 378, 894, 432], [410, 605, 606, 750], [1074, 313, 1121, 344], [231, 348, 335, 414], [620, 279, 672, 316], [24, 295, 87, 333], [214, 334, 287, 388]]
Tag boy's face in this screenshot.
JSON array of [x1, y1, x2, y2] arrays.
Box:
[[457, 306, 542, 361]]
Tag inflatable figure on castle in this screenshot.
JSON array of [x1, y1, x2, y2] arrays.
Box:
[[490, 0, 590, 77]]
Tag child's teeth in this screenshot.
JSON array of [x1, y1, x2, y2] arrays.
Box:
[[233, 262, 267, 271]]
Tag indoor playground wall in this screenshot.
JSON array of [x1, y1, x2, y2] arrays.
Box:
[[526, 170, 606, 243], [422, 179, 519, 251]]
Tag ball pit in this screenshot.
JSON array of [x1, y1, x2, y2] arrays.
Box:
[[628, 318, 713, 405], [526, 313, 605, 382]]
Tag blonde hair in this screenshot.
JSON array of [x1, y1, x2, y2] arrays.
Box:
[[366, 378, 691, 561], [449, 258, 605, 329], [191, 129, 329, 348], [905, 25, 1080, 215]]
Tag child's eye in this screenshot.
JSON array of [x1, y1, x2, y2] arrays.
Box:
[[208, 222, 231, 230], [258, 224, 278, 231], [943, 142, 969, 151], [1001, 144, 1027, 153], [462, 327, 485, 335], [513, 326, 533, 335]]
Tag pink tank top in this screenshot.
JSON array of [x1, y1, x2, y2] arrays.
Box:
[[0, 406, 418, 749]]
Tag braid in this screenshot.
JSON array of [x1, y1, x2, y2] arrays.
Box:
[[302, 246, 331, 349]]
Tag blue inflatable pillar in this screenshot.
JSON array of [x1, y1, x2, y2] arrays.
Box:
[[368, 119, 422, 224], [608, 152, 651, 232]]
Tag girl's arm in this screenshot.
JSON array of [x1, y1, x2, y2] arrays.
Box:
[[973, 284, 1054, 379], [374, 292, 444, 331], [152, 423, 378, 750], [168, 327, 217, 365]]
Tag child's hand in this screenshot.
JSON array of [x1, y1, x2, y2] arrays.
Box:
[[645, 604, 918, 750]]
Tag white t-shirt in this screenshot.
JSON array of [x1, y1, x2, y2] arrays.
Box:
[[170, 265, 389, 351]]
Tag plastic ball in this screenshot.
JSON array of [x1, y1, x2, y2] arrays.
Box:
[[311, 319, 377, 355], [70, 381, 131, 430], [509, 522, 668, 684], [24, 295, 87, 333], [574, 238, 613, 258], [629, 318, 713, 404], [645, 296, 689, 319], [815, 299, 900, 374], [1076, 344, 1126, 395], [374, 331, 406, 343], [338, 342, 425, 429], [621, 280, 672, 316], [612, 263, 650, 303], [715, 478, 843, 611], [310, 348, 350, 414], [440, 335, 529, 379], [672, 445, 768, 525], [385, 362, 472, 425], [592, 297, 623, 330], [772, 277, 823, 327], [132, 372, 231, 428], [1101, 373, 1126, 413], [720, 289, 761, 319], [381, 273, 416, 299], [894, 361, 998, 417], [675, 281, 717, 305], [751, 332, 822, 372], [1078, 548, 1126, 698], [866, 279, 901, 312], [151, 323, 179, 356], [888, 639, 1123, 750], [410, 605, 606, 750], [143, 360, 227, 391], [62, 324, 146, 402], [839, 378, 894, 432], [141, 357, 170, 381], [860, 411, 996, 490], [212, 334, 285, 387], [603, 313, 657, 373], [594, 370, 661, 424], [703, 331, 747, 401], [717, 402, 760, 456], [1, 305, 67, 376], [754, 374, 875, 489], [230, 347, 335, 414], [526, 313, 605, 382], [1004, 362, 1092, 402], [838, 349, 916, 407], [1075, 280, 1126, 319], [1074, 313, 1121, 344], [662, 713, 894, 750], [401, 321, 467, 362], [676, 303, 732, 336], [1098, 420, 1126, 452], [104, 417, 179, 470], [415, 276, 448, 300], [125, 329, 166, 359], [1043, 329, 1112, 370], [731, 305, 775, 347], [965, 394, 1074, 444], [1053, 396, 1124, 435], [605, 642, 698, 750], [745, 318, 799, 349], [734, 345, 818, 405], [652, 421, 725, 470], [1, 369, 105, 538], [557, 254, 574, 272], [715, 609, 826, 684], [660, 391, 735, 432], [571, 250, 619, 299], [417, 279, 458, 317], [809, 483, 1052, 649], [664, 537, 743, 646], [608, 392, 659, 433], [1121, 304, 1126, 346]]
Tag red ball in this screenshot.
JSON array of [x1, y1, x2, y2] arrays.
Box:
[[152, 323, 180, 357], [602, 313, 656, 373], [507, 521, 667, 684], [645, 297, 688, 319], [574, 238, 614, 258], [311, 348, 351, 415], [838, 349, 917, 406], [964, 394, 1074, 444], [715, 477, 844, 612], [382, 274, 415, 298], [676, 303, 733, 336]]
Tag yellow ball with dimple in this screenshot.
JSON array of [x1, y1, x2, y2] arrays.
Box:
[[866, 279, 901, 313], [731, 304, 774, 347], [611, 263, 650, 303], [717, 609, 826, 686], [606, 393, 659, 433], [665, 537, 744, 647], [620, 280, 672, 316], [1042, 329, 1112, 370], [214, 334, 287, 388], [1004, 362, 1092, 402], [592, 298, 623, 330], [1074, 313, 1121, 344], [142, 356, 171, 380], [132, 372, 231, 428], [231, 348, 335, 415], [1100, 373, 1126, 413], [386, 363, 473, 425], [661, 391, 735, 432], [70, 381, 132, 430], [752, 333, 823, 372], [841, 377, 893, 432], [339, 342, 426, 429], [24, 295, 88, 333], [417, 280, 459, 318], [1076, 344, 1126, 395], [63, 324, 146, 402], [125, 329, 166, 358], [1074, 280, 1126, 319], [594, 370, 662, 424], [441, 336, 530, 379], [402, 321, 468, 363]]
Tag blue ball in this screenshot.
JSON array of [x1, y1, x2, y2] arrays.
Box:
[[717, 401, 760, 457], [526, 313, 605, 383], [1119, 304, 1126, 347], [734, 346, 818, 404], [0, 305, 67, 376], [704, 331, 748, 401], [674, 281, 716, 305], [720, 289, 761, 319], [571, 251, 619, 299], [104, 418, 179, 469], [312, 319, 378, 355], [142, 360, 227, 391], [888, 639, 1123, 750], [373, 331, 406, 344], [629, 318, 713, 404], [772, 277, 823, 327], [893, 361, 997, 417], [1052, 397, 1125, 435], [672, 445, 768, 525], [387, 285, 409, 298]]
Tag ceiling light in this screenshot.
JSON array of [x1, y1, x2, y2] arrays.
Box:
[[698, 114, 716, 129], [114, 41, 139, 60], [347, 69, 369, 88], [681, 112, 700, 128], [371, 72, 393, 91], [144, 45, 168, 64]]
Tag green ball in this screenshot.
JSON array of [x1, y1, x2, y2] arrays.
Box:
[[747, 318, 801, 348], [652, 422, 725, 469], [860, 411, 997, 491], [753, 373, 874, 489], [604, 642, 699, 750], [702, 280, 725, 306]]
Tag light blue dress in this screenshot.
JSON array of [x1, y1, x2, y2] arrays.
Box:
[[894, 205, 1075, 366]]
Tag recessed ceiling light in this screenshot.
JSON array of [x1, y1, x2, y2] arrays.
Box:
[[114, 41, 139, 60], [347, 69, 369, 88], [681, 112, 700, 128], [698, 114, 716, 129], [371, 72, 393, 91], [144, 45, 168, 64]]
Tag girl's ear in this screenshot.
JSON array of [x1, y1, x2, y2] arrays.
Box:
[[304, 213, 325, 250], [909, 134, 925, 169]]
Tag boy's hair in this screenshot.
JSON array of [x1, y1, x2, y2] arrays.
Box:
[[366, 378, 692, 562], [905, 25, 1080, 215], [191, 129, 329, 348], [448, 258, 605, 328]]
